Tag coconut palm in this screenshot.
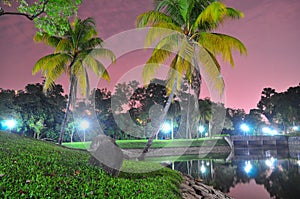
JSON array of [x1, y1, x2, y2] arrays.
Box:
[[136, 0, 247, 159], [32, 17, 115, 145]]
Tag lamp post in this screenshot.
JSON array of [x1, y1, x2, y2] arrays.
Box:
[[79, 120, 89, 142]]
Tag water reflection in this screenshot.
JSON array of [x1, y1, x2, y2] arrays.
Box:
[[160, 156, 300, 199]]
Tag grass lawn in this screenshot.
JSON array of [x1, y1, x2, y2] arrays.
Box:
[[0, 131, 182, 198], [63, 137, 228, 150]]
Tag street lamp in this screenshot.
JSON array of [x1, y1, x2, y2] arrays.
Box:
[[161, 122, 173, 139], [240, 123, 250, 136], [199, 125, 205, 138], [79, 120, 89, 142]]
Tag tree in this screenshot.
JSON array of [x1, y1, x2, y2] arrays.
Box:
[[136, 0, 247, 158], [257, 87, 277, 125], [226, 108, 246, 135], [32, 17, 115, 144], [0, 0, 82, 35], [14, 83, 66, 139]]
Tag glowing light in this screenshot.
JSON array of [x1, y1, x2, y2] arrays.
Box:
[[262, 127, 278, 135], [244, 161, 252, 174], [161, 122, 172, 134], [200, 165, 206, 173], [79, 120, 89, 130], [199, 125, 205, 133], [3, 119, 17, 130], [262, 127, 271, 134], [240, 123, 250, 132], [265, 157, 276, 168], [292, 126, 299, 131]]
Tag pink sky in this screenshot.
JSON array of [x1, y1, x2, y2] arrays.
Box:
[[0, 0, 299, 113]]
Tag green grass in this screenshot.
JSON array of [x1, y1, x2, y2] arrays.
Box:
[[0, 131, 182, 198], [63, 137, 228, 150]]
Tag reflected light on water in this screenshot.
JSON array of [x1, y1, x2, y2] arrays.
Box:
[[200, 165, 206, 173], [244, 161, 253, 174], [265, 157, 276, 168]]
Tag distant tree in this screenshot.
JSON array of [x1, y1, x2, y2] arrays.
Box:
[[257, 87, 277, 125], [14, 83, 65, 139], [0, 0, 83, 35], [226, 108, 246, 135], [244, 109, 265, 135], [257, 84, 300, 133], [33, 17, 115, 144]]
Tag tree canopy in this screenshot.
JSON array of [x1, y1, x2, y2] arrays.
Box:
[[0, 0, 82, 35]]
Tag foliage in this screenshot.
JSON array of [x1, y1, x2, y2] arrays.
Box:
[[0, 83, 66, 139], [257, 84, 300, 133], [0, 0, 83, 36], [0, 131, 182, 198]]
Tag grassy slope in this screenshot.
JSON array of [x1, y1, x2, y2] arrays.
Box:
[[64, 138, 228, 150], [0, 131, 182, 198]]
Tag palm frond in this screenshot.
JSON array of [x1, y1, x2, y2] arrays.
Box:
[[83, 54, 110, 81], [145, 29, 181, 51], [32, 53, 71, 74], [156, 0, 185, 25], [81, 38, 103, 50], [55, 38, 73, 53], [34, 32, 61, 47], [43, 62, 66, 91], [89, 48, 116, 63], [199, 32, 247, 66], [135, 11, 173, 28], [77, 65, 89, 97], [192, 2, 243, 31], [225, 7, 244, 19], [166, 55, 181, 95], [142, 48, 172, 84], [196, 45, 224, 95]]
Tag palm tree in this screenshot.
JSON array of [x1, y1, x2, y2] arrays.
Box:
[[32, 17, 115, 145], [136, 0, 247, 159]]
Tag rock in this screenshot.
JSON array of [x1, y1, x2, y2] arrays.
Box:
[[88, 135, 124, 177], [180, 174, 234, 199]]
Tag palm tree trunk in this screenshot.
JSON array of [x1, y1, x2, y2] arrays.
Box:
[[58, 74, 76, 145], [138, 77, 177, 160], [186, 85, 191, 139]]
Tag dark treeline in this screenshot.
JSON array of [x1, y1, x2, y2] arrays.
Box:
[[0, 81, 299, 142]]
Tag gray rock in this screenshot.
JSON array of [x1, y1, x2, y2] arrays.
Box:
[[88, 135, 124, 177], [180, 174, 234, 199]]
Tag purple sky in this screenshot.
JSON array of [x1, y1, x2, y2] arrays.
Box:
[[0, 0, 299, 113]]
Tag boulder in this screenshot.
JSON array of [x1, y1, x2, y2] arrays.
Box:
[[88, 134, 124, 177]]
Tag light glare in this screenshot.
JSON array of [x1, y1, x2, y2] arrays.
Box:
[[79, 120, 89, 130]]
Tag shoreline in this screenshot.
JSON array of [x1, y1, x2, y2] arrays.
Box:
[[122, 145, 232, 159]]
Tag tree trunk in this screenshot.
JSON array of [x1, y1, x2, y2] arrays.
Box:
[[186, 85, 191, 139], [58, 75, 76, 145], [138, 77, 177, 160]]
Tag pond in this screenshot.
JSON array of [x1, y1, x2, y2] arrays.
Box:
[[149, 152, 300, 199]]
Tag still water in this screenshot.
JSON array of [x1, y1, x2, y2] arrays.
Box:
[[153, 152, 300, 199]]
